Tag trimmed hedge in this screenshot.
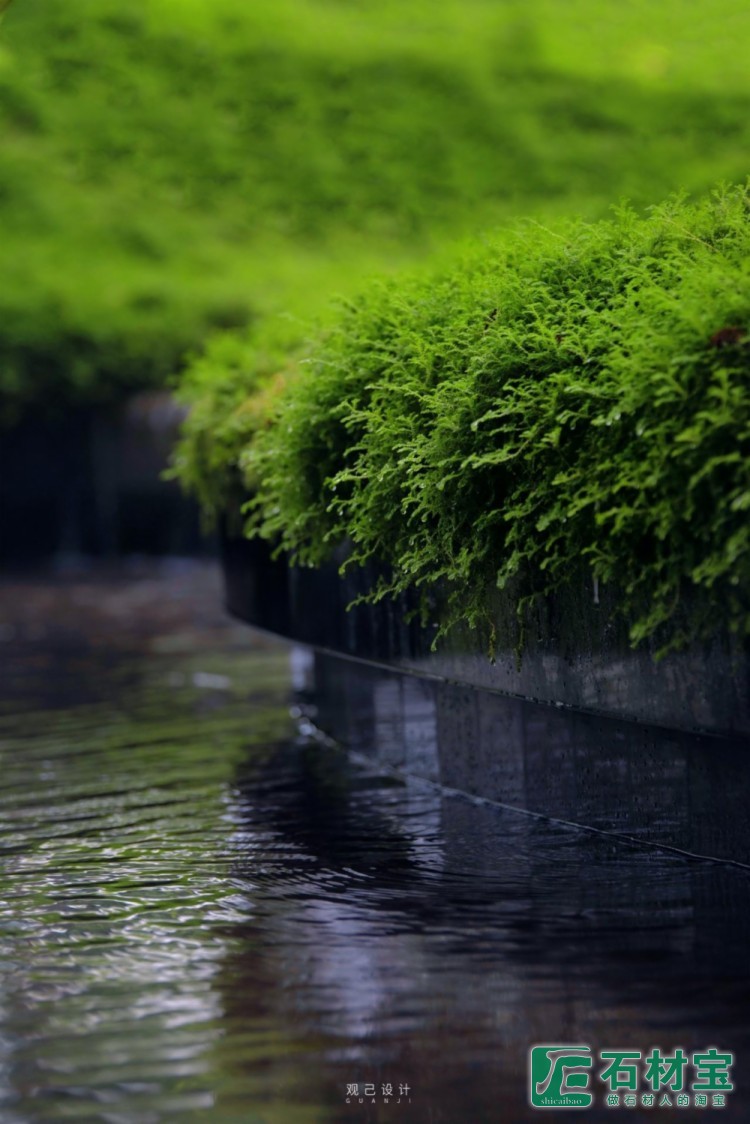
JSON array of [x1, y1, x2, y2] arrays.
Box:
[[228, 187, 750, 654]]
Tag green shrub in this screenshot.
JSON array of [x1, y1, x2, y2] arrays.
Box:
[[4, 0, 750, 417], [243, 186, 750, 653], [170, 316, 304, 524]]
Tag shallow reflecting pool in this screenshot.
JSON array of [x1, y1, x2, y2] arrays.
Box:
[[1, 564, 748, 1122]]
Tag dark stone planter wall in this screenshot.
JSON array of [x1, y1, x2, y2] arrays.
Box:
[[221, 533, 750, 739], [1, 395, 210, 564], [308, 649, 750, 867]]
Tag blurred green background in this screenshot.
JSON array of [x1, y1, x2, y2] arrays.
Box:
[[1, 0, 749, 421]]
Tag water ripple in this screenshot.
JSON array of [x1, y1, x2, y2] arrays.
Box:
[[1, 568, 750, 1122]]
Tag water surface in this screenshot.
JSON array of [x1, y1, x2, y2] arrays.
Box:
[[1, 564, 748, 1122]]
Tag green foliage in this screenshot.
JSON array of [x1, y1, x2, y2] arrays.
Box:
[[244, 186, 750, 653], [170, 315, 305, 524], [4, 0, 750, 416]]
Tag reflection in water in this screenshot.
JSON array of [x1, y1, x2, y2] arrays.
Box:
[[1, 566, 749, 1122], [225, 735, 750, 1122]]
